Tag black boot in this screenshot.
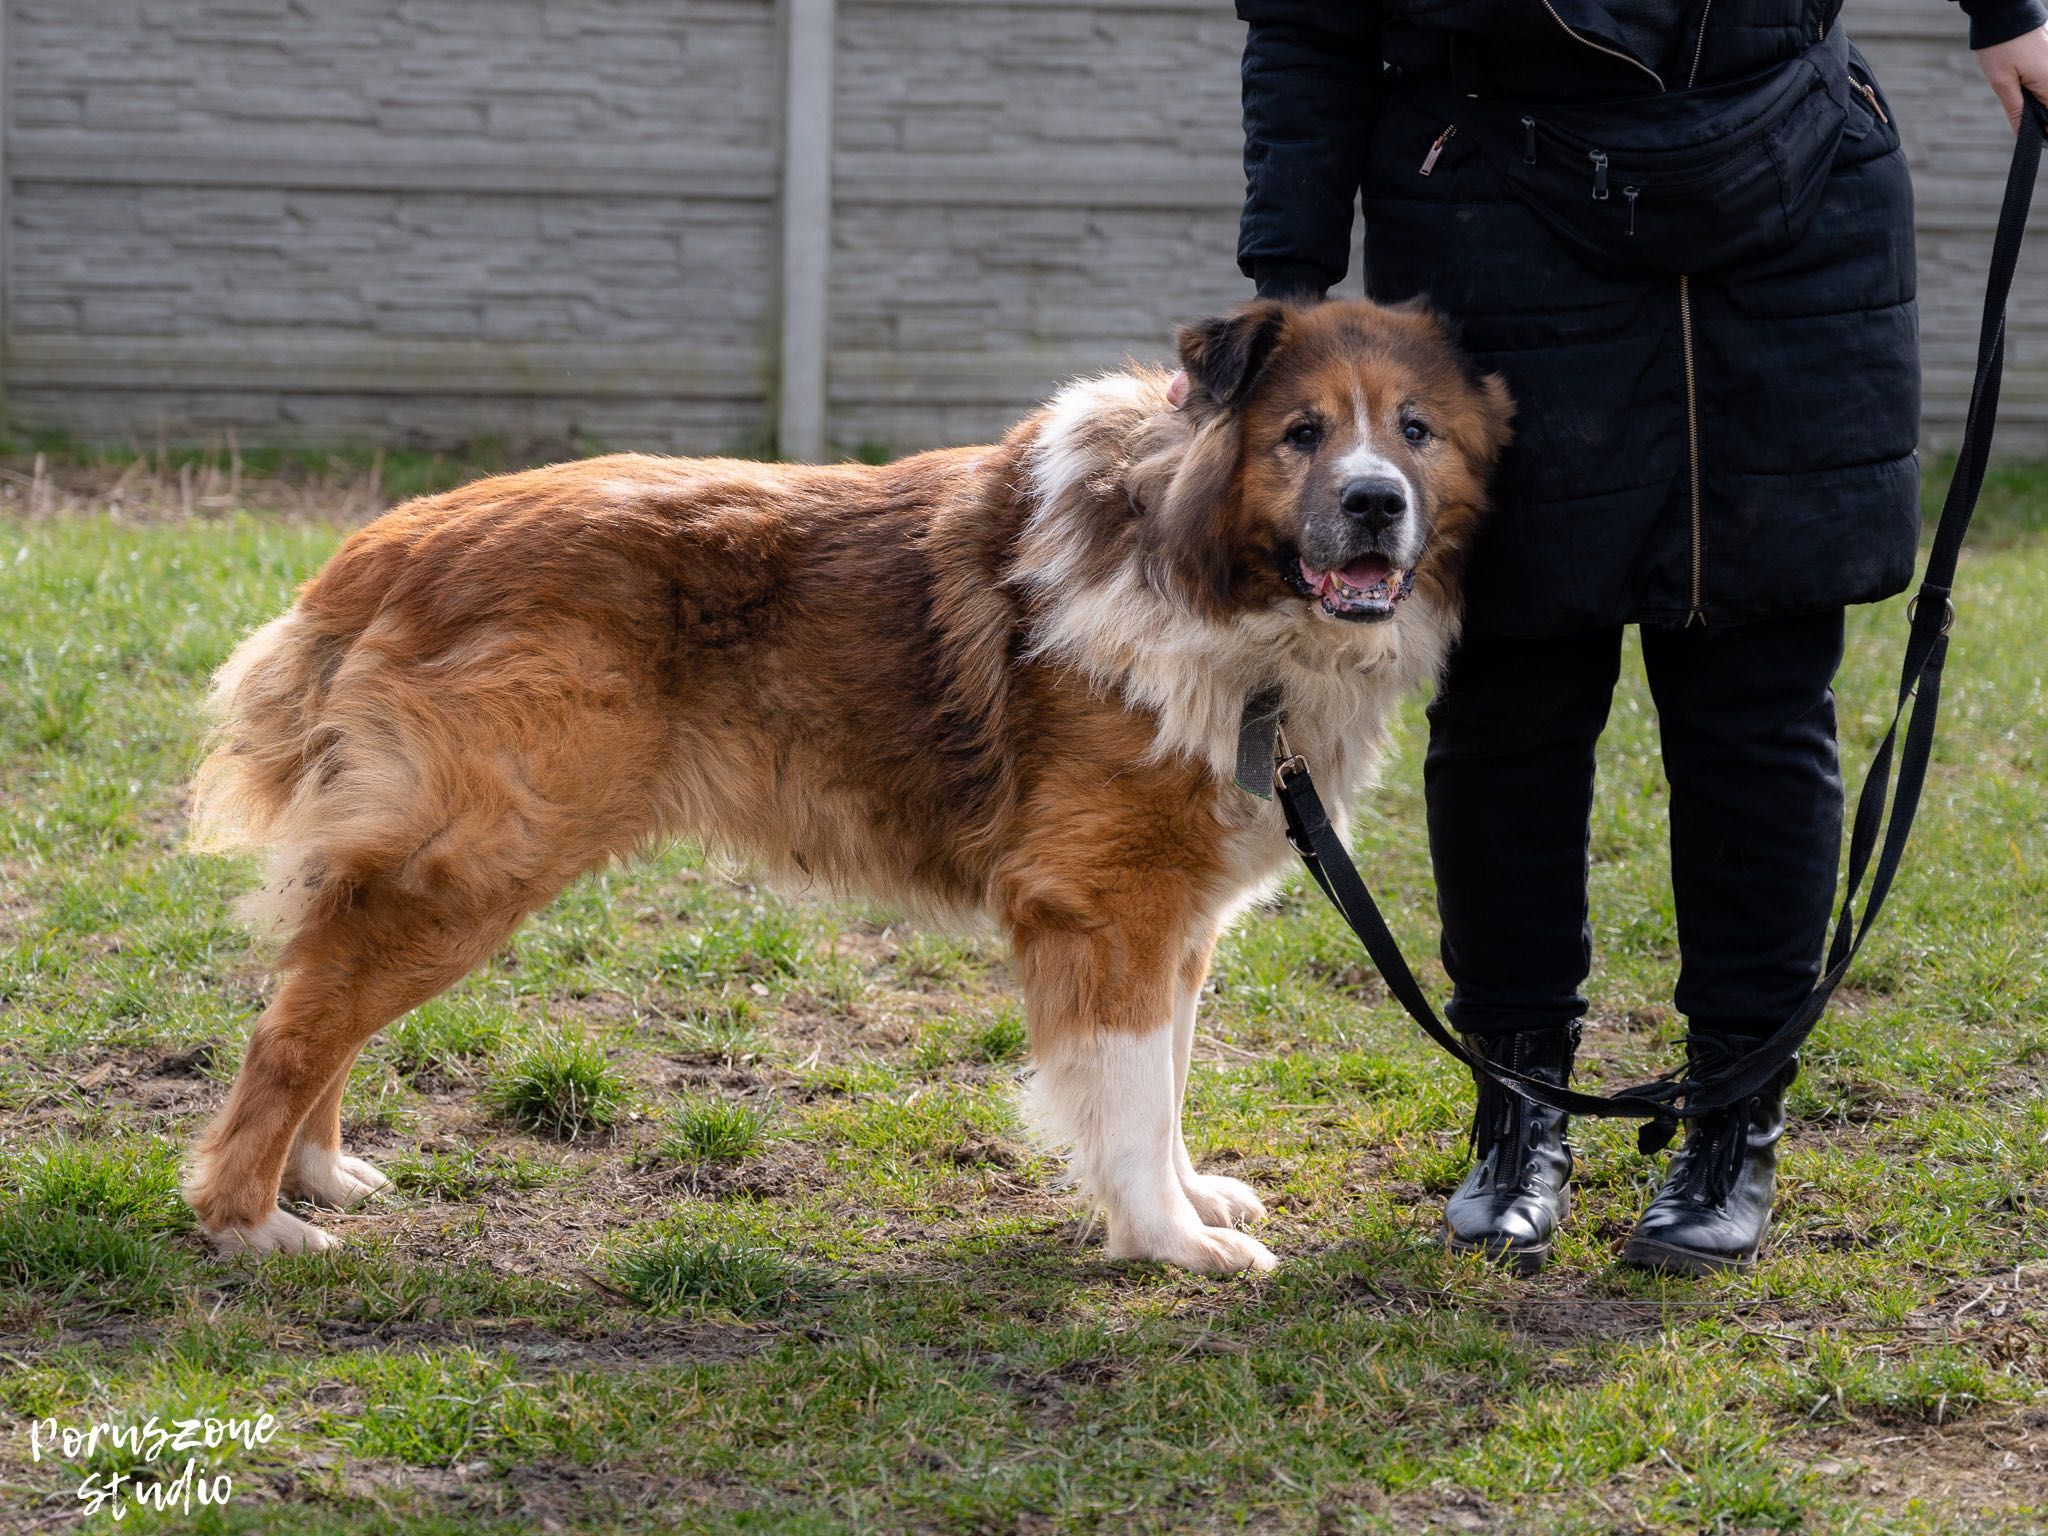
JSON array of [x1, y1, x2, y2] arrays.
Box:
[[1443, 1025, 1577, 1275], [1623, 1051, 1797, 1276]]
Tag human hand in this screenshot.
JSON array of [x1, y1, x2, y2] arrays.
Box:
[[1976, 25, 2048, 136]]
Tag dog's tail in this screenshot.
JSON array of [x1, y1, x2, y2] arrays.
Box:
[[188, 530, 421, 945]]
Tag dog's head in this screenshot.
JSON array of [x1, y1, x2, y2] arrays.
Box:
[[1135, 298, 1513, 629]]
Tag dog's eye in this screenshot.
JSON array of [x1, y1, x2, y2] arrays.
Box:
[[1402, 419, 1432, 445], [1285, 420, 1323, 450]]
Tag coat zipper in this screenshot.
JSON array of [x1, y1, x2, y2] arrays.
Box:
[[1420, 125, 1456, 175], [1687, 0, 1716, 89], [1679, 274, 1704, 624], [1680, 1, 1712, 621], [1852, 78, 1888, 124], [1535, 0, 1665, 89], [1536, 0, 1709, 621]]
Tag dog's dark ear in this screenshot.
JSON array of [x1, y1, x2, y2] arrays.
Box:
[[1176, 301, 1288, 409]]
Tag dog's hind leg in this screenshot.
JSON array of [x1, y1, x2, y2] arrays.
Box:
[[1168, 934, 1267, 1231], [1017, 923, 1276, 1276], [186, 880, 538, 1254], [279, 1048, 389, 1210]]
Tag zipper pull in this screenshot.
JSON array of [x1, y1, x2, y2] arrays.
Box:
[[1521, 116, 1538, 164], [1419, 124, 1456, 177], [1623, 185, 1639, 235], [1853, 79, 1888, 124], [1589, 149, 1610, 201]]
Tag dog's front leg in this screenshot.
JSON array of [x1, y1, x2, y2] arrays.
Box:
[[1170, 936, 1267, 1231], [1016, 925, 1276, 1276]]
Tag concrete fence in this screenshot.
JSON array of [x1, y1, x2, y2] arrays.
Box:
[[3, 0, 2043, 460]]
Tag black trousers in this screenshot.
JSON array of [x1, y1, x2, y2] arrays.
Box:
[[1425, 611, 1846, 1043]]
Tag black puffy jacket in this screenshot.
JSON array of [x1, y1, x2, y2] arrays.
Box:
[[1237, 0, 2044, 637]]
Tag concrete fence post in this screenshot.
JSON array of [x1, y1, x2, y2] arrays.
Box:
[[777, 0, 836, 462]]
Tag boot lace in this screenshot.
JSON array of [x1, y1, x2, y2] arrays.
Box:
[[1467, 1033, 1522, 1162], [1669, 1039, 1752, 1205], [1465, 1029, 1572, 1174]]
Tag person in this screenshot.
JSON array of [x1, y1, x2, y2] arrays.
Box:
[[1233, 0, 2048, 1275]]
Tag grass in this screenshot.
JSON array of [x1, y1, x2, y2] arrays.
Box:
[[484, 1029, 629, 1140], [606, 1230, 819, 1318], [0, 460, 2043, 1531], [382, 997, 510, 1081], [0, 1141, 195, 1312], [659, 1099, 769, 1165]]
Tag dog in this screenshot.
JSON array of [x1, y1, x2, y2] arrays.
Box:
[[183, 298, 1512, 1274]]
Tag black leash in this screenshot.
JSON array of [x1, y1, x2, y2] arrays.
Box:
[[1260, 97, 2047, 1152]]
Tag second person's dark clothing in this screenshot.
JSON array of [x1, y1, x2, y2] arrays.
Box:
[[1230, 0, 2019, 637], [1424, 610, 1847, 1040]]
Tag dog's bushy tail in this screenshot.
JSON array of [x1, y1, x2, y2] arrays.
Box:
[[190, 608, 333, 855], [189, 537, 418, 946]]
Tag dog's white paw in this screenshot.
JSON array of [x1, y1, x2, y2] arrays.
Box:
[[1108, 1215, 1278, 1276], [207, 1207, 338, 1257], [1181, 1172, 1266, 1230], [285, 1146, 389, 1209]]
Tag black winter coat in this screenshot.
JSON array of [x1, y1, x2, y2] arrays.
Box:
[[1237, 0, 2046, 637]]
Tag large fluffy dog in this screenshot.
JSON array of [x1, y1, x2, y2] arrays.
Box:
[[185, 299, 1511, 1274]]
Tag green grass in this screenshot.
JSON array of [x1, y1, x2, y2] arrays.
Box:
[[658, 1098, 769, 1165], [606, 1229, 820, 1318], [484, 1029, 629, 1140], [0, 1140, 195, 1311], [0, 464, 2044, 1532], [383, 996, 510, 1080]]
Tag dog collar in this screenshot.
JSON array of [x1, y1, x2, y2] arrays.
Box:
[[1234, 684, 1286, 800]]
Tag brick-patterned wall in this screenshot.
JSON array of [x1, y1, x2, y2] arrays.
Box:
[[4, 0, 2042, 456]]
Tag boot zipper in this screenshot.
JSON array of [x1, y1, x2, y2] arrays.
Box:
[[1420, 125, 1456, 176], [1680, 273, 1704, 624], [1534, 0, 1664, 89]]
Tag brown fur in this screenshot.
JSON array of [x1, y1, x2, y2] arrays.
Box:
[[184, 299, 1511, 1268]]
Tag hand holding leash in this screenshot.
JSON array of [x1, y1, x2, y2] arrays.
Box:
[[1975, 27, 2048, 136]]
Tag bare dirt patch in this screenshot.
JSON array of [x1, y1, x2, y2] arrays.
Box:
[[1792, 1409, 2048, 1515]]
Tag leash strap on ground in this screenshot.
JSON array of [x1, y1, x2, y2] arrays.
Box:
[[1274, 95, 2047, 1152]]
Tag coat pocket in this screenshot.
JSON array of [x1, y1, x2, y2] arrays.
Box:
[[1438, 27, 1855, 282]]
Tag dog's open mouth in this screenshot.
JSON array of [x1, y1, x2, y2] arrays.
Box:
[[1296, 554, 1414, 623]]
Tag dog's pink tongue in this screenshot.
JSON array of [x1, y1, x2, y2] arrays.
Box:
[[1339, 555, 1394, 587]]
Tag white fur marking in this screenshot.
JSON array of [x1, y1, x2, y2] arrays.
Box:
[[1334, 407, 1424, 567], [287, 1144, 389, 1209], [1169, 963, 1267, 1229], [206, 1208, 338, 1256], [1028, 1023, 1276, 1274]]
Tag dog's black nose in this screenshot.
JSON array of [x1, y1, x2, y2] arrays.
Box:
[[1340, 476, 1407, 529]]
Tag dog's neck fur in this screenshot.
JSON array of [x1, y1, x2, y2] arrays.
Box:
[[1009, 370, 1458, 795]]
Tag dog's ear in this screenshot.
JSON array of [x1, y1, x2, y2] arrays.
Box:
[[1175, 301, 1288, 410], [1475, 371, 1517, 461], [1132, 411, 1242, 613]]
